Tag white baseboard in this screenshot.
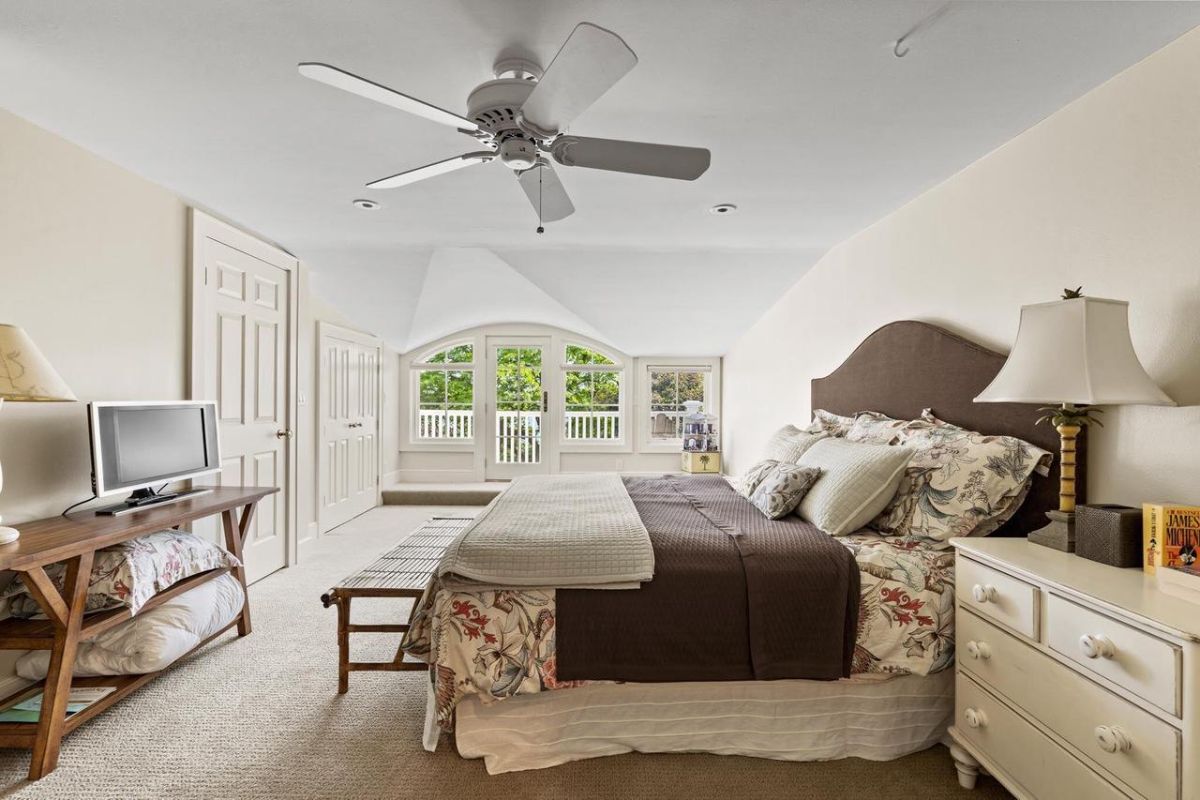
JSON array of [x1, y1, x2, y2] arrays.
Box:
[[380, 469, 402, 486], [390, 468, 479, 483]]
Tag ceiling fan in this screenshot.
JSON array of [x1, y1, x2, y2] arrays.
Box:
[[299, 22, 711, 230]]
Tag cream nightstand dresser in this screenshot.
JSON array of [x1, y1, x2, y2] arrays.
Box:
[[950, 538, 1198, 800]]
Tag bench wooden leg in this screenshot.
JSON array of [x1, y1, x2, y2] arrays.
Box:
[[28, 550, 94, 780], [221, 504, 255, 636], [337, 596, 351, 694]]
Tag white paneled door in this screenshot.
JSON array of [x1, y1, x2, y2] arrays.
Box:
[[191, 211, 297, 584], [318, 323, 381, 533]]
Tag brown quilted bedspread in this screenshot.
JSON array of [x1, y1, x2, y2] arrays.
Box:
[[555, 475, 860, 682]]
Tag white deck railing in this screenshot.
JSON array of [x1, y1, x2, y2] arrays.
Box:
[[418, 409, 624, 463]]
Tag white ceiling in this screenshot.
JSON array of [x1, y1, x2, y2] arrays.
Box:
[[3, 2, 1199, 355]]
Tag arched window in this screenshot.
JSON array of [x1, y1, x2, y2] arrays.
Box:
[[563, 344, 622, 442], [414, 343, 474, 440]]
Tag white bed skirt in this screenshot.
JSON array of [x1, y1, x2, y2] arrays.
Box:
[[451, 670, 954, 774]]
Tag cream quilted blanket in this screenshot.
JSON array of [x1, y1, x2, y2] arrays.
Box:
[[435, 474, 654, 590]]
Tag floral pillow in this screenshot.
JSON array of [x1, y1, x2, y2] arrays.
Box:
[[808, 409, 855, 437], [762, 426, 826, 463], [737, 459, 781, 498], [870, 415, 1053, 545], [3, 529, 241, 618], [748, 463, 823, 519], [844, 411, 909, 445]]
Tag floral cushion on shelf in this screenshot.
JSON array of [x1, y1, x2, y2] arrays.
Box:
[[808, 409, 855, 437], [844, 411, 909, 445], [737, 459, 782, 499], [870, 412, 1053, 545], [762, 426, 827, 463], [3, 529, 240, 618], [748, 463, 823, 519]]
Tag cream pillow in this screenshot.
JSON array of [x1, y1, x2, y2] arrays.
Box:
[[762, 426, 826, 463], [796, 439, 914, 536]]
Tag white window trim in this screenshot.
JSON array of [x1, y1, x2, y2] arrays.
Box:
[[558, 342, 629, 452], [408, 340, 477, 451], [638, 357, 722, 454]]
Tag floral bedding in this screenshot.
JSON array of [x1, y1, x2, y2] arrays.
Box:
[[3, 529, 240, 618], [401, 530, 954, 732]]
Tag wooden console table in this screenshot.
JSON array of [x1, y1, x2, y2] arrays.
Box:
[[0, 485, 275, 780]]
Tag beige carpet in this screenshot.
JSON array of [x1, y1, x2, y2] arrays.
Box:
[[0, 507, 1011, 799]]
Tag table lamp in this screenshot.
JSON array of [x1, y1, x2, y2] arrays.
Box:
[[0, 324, 77, 544], [975, 291, 1174, 551]]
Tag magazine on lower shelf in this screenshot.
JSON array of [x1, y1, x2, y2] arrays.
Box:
[[0, 686, 118, 723]]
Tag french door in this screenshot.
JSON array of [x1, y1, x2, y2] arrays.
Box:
[[486, 337, 553, 479]]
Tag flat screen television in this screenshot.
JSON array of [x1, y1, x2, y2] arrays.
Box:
[[88, 401, 221, 501]]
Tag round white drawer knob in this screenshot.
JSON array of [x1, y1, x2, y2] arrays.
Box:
[[1095, 725, 1132, 754], [1080, 633, 1116, 660], [964, 707, 988, 729], [965, 640, 992, 660], [971, 584, 998, 603]]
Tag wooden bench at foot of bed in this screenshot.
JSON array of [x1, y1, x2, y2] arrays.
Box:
[[320, 516, 469, 693]]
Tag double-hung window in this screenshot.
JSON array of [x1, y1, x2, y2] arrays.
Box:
[[413, 343, 474, 441], [562, 344, 623, 443], [647, 365, 712, 442]]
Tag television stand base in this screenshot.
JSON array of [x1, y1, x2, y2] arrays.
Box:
[[95, 488, 214, 517]]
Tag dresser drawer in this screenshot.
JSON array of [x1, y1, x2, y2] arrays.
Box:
[[957, 556, 1039, 639], [955, 673, 1129, 800], [1046, 592, 1181, 716], [958, 609, 1179, 800]]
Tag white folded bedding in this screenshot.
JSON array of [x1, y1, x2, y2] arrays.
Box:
[[16, 572, 244, 679], [437, 473, 654, 590]]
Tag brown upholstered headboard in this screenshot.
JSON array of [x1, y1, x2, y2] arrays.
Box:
[[810, 320, 1073, 537]]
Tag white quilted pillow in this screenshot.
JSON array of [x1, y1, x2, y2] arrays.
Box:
[[762, 426, 826, 463], [795, 439, 914, 536]]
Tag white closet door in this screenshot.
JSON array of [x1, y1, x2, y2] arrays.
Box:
[[191, 211, 297, 583], [318, 323, 381, 533]]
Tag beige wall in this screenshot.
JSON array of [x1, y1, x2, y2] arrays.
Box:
[[724, 28, 1200, 509], [0, 108, 390, 543], [0, 108, 190, 522]]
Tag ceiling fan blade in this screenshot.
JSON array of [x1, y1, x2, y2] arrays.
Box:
[[518, 23, 637, 137], [366, 151, 493, 189], [517, 163, 575, 222], [298, 62, 479, 133], [551, 136, 710, 180]]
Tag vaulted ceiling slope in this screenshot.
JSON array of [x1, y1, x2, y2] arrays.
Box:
[[3, 2, 1198, 354]]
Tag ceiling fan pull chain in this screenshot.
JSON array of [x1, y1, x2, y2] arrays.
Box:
[[536, 167, 545, 234]]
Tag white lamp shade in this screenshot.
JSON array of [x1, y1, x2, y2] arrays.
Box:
[[0, 324, 76, 402], [975, 297, 1174, 407]]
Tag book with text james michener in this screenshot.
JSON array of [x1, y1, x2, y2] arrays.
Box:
[[1144, 503, 1200, 575]]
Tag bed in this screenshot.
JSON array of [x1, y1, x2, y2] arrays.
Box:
[[402, 320, 1063, 773]]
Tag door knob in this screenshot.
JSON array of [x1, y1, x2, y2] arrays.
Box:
[[275, 429, 294, 439]]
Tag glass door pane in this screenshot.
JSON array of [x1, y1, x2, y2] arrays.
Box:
[[494, 345, 544, 466]]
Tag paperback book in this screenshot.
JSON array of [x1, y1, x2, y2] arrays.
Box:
[[1144, 502, 1200, 576]]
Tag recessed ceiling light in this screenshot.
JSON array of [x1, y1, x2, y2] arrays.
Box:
[[709, 203, 737, 215], [352, 198, 380, 210]]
